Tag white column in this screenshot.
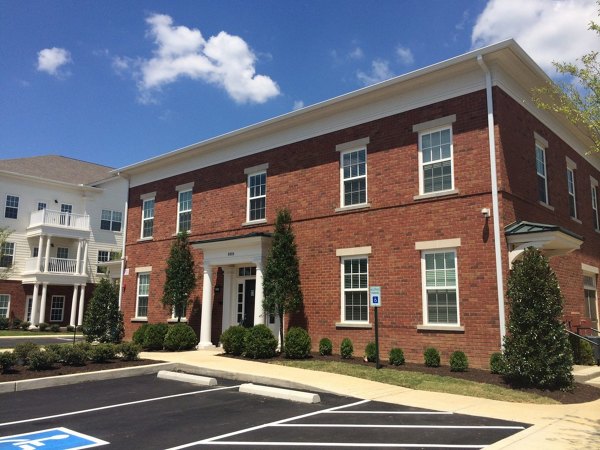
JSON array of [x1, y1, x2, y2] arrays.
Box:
[[44, 236, 52, 272], [81, 241, 89, 276], [70, 285, 79, 326], [198, 265, 215, 349], [77, 284, 86, 326], [38, 283, 48, 324], [75, 240, 82, 274], [221, 267, 233, 333], [254, 260, 264, 325], [36, 235, 44, 271], [29, 283, 40, 328]]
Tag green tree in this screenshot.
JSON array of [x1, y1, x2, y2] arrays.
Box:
[[503, 248, 573, 389], [0, 227, 13, 280], [533, 6, 600, 153], [263, 208, 303, 352], [162, 231, 196, 322], [82, 278, 124, 343]]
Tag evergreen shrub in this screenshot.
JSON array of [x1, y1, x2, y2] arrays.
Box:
[[389, 348, 405, 366], [50, 324, 60, 332], [243, 324, 277, 359], [0, 317, 8, 330], [83, 278, 124, 343], [66, 325, 75, 332], [340, 338, 353, 359], [0, 352, 16, 372], [132, 324, 149, 346], [424, 347, 440, 367], [89, 343, 116, 363], [569, 334, 595, 365], [118, 342, 141, 361], [489, 352, 505, 374], [143, 323, 169, 351], [364, 342, 377, 362], [13, 342, 40, 364], [284, 327, 311, 359], [220, 326, 248, 356], [28, 349, 57, 370], [20, 321, 30, 330], [164, 323, 198, 351], [450, 351, 469, 372], [319, 338, 333, 356], [44, 344, 65, 361], [62, 345, 88, 366], [12, 318, 22, 329], [39, 322, 49, 332]]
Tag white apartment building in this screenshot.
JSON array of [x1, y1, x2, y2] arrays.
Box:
[[0, 156, 128, 328]]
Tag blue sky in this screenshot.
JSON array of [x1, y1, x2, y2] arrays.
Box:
[[1, 0, 598, 169]]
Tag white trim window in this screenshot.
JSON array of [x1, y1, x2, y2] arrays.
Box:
[[177, 190, 192, 233], [535, 143, 549, 205], [342, 257, 369, 322], [341, 148, 367, 207], [421, 249, 459, 325], [566, 158, 578, 219], [247, 172, 266, 222], [57, 247, 69, 259], [97, 250, 109, 274], [583, 272, 598, 331], [0, 242, 15, 268], [591, 178, 599, 231], [141, 198, 155, 238], [0, 294, 9, 318], [101, 210, 122, 232], [5, 195, 19, 219], [37, 202, 47, 211], [419, 127, 453, 194], [50, 295, 65, 322], [136, 273, 150, 318]]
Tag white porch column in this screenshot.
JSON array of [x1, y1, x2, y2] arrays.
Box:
[[254, 260, 265, 325], [38, 283, 48, 324], [44, 236, 52, 272], [70, 285, 79, 326], [29, 283, 40, 328], [36, 235, 44, 271], [75, 240, 82, 274], [198, 265, 215, 349], [221, 267, 234, 332], [77, 284, 86, 326], [81, 241, 89, 276]]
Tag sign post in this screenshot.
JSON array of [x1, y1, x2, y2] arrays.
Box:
[[369, 286, 381, 369]]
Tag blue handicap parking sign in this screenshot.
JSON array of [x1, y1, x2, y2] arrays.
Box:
[[0, 427, 108, 450]]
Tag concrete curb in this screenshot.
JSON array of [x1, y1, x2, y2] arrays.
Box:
[[239, 383, 321, 403], [157, 370, 217, 386]]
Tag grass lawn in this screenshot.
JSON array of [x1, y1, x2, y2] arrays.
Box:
[[0, 330, 77, 337], [273, 359, 559, 404]]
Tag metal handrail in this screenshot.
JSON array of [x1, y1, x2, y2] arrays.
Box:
[[565, 328, 599, 347]]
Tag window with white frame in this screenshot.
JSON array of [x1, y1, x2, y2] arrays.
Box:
[[97, 250, 109, 274], [421, 249, 459, 325], [583, 273, 598, 330], [341, 148, 367, 206], [566, 158, 578, 219], [0, 242, 15, 268], [591, 178, 599, 231], [50, 296, 65, 322], [419, 127, 453, 194], [57, 247, 69, 259], [247, 172, 266, 221], [141, 198, 155, 238], [101, 209, 122, 231], [177, 190, 192, 232], [37, 202, 46, 211], [0, 294, 9, 318], [5, 195, 19, 219], [535, 142, 549, 205], [342, 257, 369, 322], [136, 273, 150, 318]]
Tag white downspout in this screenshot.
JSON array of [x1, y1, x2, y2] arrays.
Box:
[[477, 55, 506, 347], [117, 174, 129, 310]]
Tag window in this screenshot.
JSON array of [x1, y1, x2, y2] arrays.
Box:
[[32, 247, 39, 258], [584, 273, 598, 333], [342, 257, 369, 322], [247, 172, 266, 221], [177, 190, 192, 232], [59, 204, 72, 226], [97, 250, 109, 274], [535, 143, 549, 204], [141, 198, 155, 238], [57, 247, 69, 259], [37, 202, 46, 211], [5, 195, 19, 219], [422, 250, 459, 325], [101, 210, 122, 231], [50, 296, 65, 322], [566, 158, 578, 219], [136, 273, 150, 318], [591, 178, 599, 231], [0, 242, 15, 268], [419, 127, 453, 194], [341, 149, 367, 206], [0, 294, 9, 318]]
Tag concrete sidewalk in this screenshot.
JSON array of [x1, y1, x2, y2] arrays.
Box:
[[142, 349, 600, 450]]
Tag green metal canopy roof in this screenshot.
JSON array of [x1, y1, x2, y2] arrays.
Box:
[[504, 221, 583, 242]]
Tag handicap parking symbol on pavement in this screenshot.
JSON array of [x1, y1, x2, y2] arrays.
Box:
[[0, 427, 108, 450]]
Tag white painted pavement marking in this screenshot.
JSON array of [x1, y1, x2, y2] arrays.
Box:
[[327, 410, 453, 415], [0, 426, 108, 449], [273, 423, 525, 430], [165, 399, 371, 449], [0, 385, 241, 428], [198, 442, 485, 448]]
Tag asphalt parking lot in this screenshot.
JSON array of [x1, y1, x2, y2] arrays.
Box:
[[0, 335, 84, 348], [0, 374, 529, 449]]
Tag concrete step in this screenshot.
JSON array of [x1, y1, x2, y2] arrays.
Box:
[[572, 364, 600, 383]]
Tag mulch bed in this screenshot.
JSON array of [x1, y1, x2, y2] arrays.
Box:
[[0, 359, 160, 383], [221, 352, 600, 404]]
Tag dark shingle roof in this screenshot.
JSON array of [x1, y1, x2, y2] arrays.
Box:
[[0, 155, 114, 185]]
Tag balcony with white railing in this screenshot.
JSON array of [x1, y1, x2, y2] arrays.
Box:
[[24, 257, 80, 275], [27, 209, 91, 238]]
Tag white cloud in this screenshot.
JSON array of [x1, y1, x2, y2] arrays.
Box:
[[293, 100, 304, 110], [36, 47, 72, 77], [138, 14, 279, 104], [349, 47, 364, 60], [472, 0, 599, 73], [396, 45, 414, 65], [357, 59, 394, 86]]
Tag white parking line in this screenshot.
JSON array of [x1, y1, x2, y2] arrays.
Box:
[[327, 410, 453, 415], [273, 424, 525, 430], [0, 385, 240, 428], [199, 442, 485, 448]]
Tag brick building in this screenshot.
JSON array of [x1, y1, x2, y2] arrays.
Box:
[[117, 40, 599, 368]]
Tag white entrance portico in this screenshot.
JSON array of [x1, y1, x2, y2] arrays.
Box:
[[192, 233, 274, 349]]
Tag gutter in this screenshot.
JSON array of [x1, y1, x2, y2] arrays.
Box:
[[117, 172, 130, 309], [477, 55, 506, 347]]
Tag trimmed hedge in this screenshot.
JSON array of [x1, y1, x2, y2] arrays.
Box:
[[132, 324, 150, 346], [244, 324, 278, 359], [284, 327, 311, 359], [424, 347, 440, 367], [389, 347, 405, 366], [450, 351, 469, 372], [164, 324, 198, 351], [89, 343, 117, 363], [340, 338, 353, 359], [13, 342, 40, 364], [220, 326, 248, 356], [319, 338, 333, 356], [143, 323, 169, 351], [490, 352, 505, 374], [62, 345, 88, 366], [0, 351, 16, 372], [118, 342, 141, 361], [28, 349, 58, 370]]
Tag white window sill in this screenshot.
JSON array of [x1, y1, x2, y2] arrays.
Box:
[[137, 237, 153, 242], [417, 324, 464, 332], [168, 318, 188, 323], [242, 219, 267, 227], [571, 217, 582, 224], [538, 201, 554, 211], [413, 189, 459, 201], [335, 322, 372, 329], [131, 317, 148, 323], [335, 203, 371, 213]]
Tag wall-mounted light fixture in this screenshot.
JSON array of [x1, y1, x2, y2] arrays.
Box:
[[481, 208, 491, 218]]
